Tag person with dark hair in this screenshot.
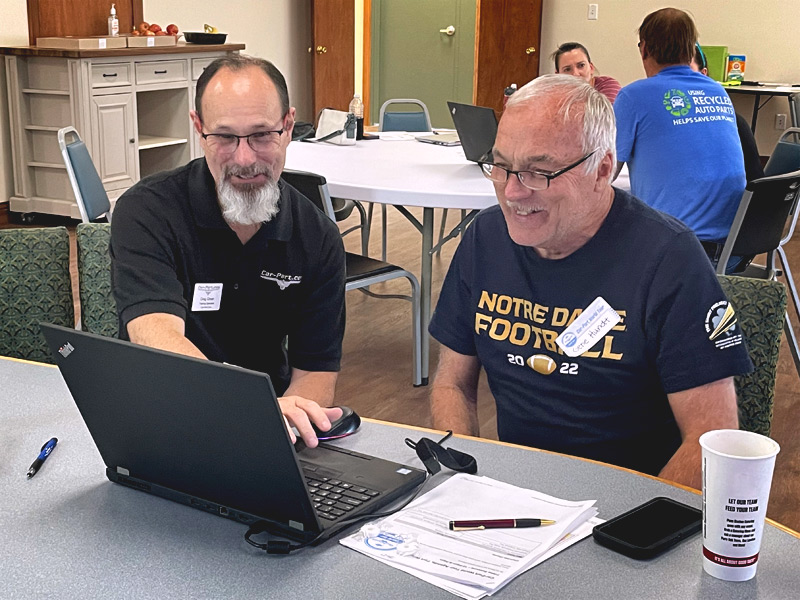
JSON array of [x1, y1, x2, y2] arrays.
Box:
[[691, 44, 764, 182], [614, 8, 746, 273], [110, 55, 347, 446], [552, 42, 621, 104]]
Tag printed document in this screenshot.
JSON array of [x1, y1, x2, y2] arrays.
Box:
[[340, 473, 599, 599]]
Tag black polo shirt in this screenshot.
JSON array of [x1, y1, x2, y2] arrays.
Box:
[[110, 158, 345, 395]]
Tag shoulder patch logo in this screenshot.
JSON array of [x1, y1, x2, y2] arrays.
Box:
[[705, 301, 743, 349], [663, 89, 692, 116]]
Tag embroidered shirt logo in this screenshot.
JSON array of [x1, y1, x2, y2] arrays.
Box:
[[260, 270, 302, 290]]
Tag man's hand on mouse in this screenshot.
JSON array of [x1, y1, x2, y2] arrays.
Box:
[[279, 397, 343, 447]]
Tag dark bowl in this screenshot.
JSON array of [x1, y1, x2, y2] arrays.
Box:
[[184, 32, 228, 45]]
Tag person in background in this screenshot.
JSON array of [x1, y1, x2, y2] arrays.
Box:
[[429, 75, 751, 491], [614, 8, 746, 273], [110, 55, 346, 447], [691, 43, 764, 182], [552, 42, 621, 104]]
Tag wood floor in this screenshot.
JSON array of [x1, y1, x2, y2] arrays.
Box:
[[3, 202, 798, 532]]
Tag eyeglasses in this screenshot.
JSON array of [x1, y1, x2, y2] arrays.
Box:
[[201, 118, 287, 155], [479, 150, 597, 191]]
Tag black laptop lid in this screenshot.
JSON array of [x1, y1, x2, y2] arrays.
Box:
[[40, 323, 322, 536], [447, 101, 498, 162]]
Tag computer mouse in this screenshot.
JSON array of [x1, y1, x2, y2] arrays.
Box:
[[313, 406, 361, 440]]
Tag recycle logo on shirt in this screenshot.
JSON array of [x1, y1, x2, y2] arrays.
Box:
[[662, 89, 692, 116]]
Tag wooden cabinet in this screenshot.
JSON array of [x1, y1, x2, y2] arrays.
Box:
[[1, 44, 243, 219]]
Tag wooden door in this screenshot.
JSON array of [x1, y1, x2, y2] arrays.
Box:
[[474, 0, 543, 115], [26, 0, 144, 43], [311, 0, 355, 117], [370, 0, 475, 128]]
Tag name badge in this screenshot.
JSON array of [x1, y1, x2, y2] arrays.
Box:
[[556, 296, 620, 358], [191, 283, 223, 312]]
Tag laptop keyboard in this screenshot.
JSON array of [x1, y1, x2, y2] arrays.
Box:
[[304, 473, 380, 522]]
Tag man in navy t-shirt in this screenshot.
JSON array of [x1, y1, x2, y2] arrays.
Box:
[[614, 8, 746, 273], [429, 74, 752, 490]]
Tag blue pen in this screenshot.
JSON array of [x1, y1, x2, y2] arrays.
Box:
[[26, 437, 58, 479]]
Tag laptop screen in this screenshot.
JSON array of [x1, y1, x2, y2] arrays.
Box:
[[447, 101, 499, 162]]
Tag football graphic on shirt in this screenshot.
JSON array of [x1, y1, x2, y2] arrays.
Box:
[[527, 354, 557, 375]]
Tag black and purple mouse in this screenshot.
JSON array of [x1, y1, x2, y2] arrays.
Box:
[[312, 406, 361, 440]]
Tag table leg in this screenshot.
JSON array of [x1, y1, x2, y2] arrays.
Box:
[[750, 92, 761, 134], [420, 207, 433, 386]]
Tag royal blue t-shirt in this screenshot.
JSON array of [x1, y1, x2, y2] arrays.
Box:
[[429, 189, 752, 475], [615, 65, 746, 242]]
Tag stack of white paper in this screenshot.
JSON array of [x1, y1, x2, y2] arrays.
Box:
[[340, 473, 601, 599]]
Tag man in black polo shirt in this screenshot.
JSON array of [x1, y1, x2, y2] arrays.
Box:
[[110, 55, 345, 447]]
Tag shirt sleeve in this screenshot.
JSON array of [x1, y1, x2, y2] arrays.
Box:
[[286, 218, 346, 372], [110, 187, 188, 337], [614, 87, 636, 163], [429, 222, 478, 356], [646, 232, 753, 394]]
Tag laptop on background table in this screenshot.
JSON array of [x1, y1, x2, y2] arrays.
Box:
[[40, 323, 426, 544], [447, 101, 499, 162]]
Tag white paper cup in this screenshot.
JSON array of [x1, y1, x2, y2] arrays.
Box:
[[700, 429, 780, 581]]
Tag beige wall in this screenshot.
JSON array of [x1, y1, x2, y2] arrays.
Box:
[[540, 0, 800, 151]]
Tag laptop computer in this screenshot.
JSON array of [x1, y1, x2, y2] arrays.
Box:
[[447, 101, 499, 162], [40, 323, 426, 544], [415, 131, 461, 146]]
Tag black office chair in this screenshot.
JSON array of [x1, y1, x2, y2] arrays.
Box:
[[281, 169, 425, 386], [716, 168, 800, 377], [58, 126, 112, 223]]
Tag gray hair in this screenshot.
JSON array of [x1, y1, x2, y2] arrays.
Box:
[[505, 74, 616, 173]]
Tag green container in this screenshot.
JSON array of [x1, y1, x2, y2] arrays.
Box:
[[701, 45, 728, 82]]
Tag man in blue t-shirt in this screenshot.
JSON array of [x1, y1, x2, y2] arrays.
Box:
[[614, 8, 746, 273], [429, 74, 752, 490]]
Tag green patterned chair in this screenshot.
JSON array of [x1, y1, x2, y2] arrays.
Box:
[[718, 275, 787, 436], [76, 223, 118, 338], [0, 227, 75, 362]]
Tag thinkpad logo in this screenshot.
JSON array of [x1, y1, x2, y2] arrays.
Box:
[[260, 270, 302, 290]]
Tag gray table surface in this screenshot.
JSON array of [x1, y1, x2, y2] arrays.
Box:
[[2, 358, 798, 599]]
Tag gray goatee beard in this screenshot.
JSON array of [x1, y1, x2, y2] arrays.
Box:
[[217, 163, 281, 226]]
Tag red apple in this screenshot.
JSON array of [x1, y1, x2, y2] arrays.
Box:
[[149, 23, 162, 33], [138, 22, 150, 32], [155, 31, 167, 36], [166, 24, 179, 35]]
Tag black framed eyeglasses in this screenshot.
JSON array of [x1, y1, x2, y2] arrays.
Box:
[[479, 150, 597, 191], [201, 117, 287, 154]]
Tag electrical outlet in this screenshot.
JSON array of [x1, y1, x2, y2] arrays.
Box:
[[775, 114, 787, 130], [588, 4, 598, 20]]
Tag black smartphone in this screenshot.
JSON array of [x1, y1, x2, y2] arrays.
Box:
[[592, 497, 701, 559]]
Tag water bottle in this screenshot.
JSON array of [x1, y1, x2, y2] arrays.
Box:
[[348, 93, 364, 140]]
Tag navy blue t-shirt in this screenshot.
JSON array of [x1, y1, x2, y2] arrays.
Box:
[[429, 188, 752, 475]]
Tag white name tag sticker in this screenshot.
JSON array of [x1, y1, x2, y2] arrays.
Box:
[[191, 283, 223, 312], [556, 296, 621, 358]]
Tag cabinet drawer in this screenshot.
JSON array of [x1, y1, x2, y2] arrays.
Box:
[[192, 57, 217, 81], [91, 63, 132, 88], [135, 60, 188, 85]]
